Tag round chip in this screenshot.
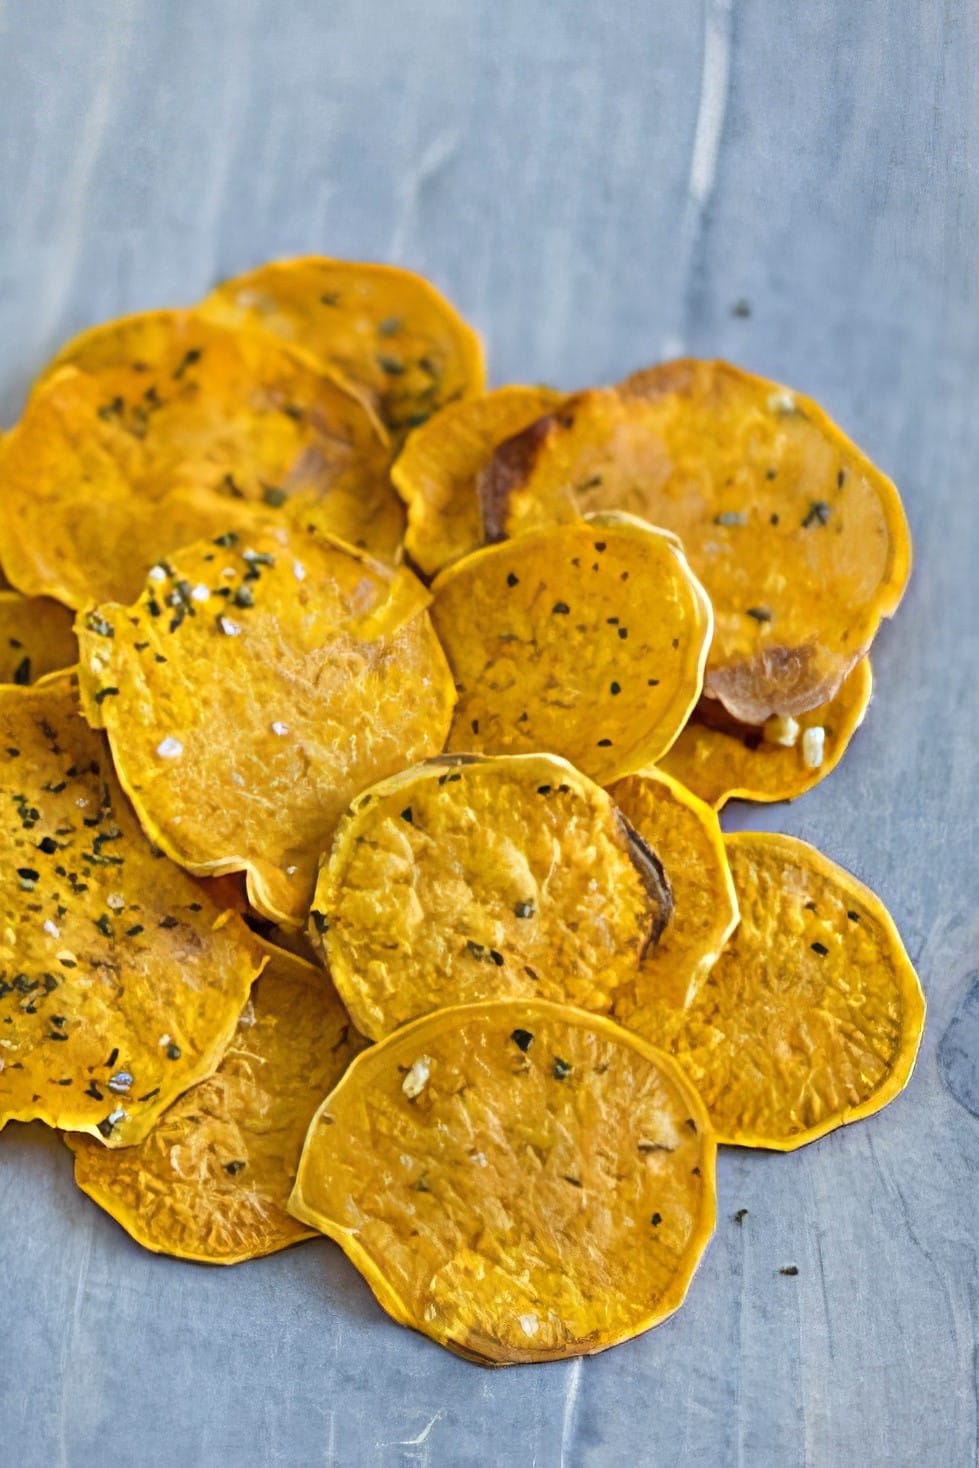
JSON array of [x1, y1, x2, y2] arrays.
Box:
[[0, 675, 265, 1146], [0, 314, 396, 607], [66, 941, 365, 1263], [606, 768, 739, 1016], [661, 657, 873, 809], [76, 525, 455, 928], [311, 753, 673, 1041], [480, 360, 911, 722], [429, 512, 712, 784], [641, 832, 925, 1149], [289, 999, 716, 1363], [200, 257, 485, 444], [393, 386, 564, 578], [0, 592, 77, 685]]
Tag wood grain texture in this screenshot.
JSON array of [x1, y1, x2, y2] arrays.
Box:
[[1, 1, 977, 1464]]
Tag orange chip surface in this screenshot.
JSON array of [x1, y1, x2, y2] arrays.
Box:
[[393, 386, 564, 578], [311, 753, 672, 1040], [661, 657, 873, 809], [201, 257, 485, 444], [642, 832, 925, 1149], [0, 675, 265, 1145], [0, 593, 77, 684], [77, 525, 455, 927], [606, 768, 738, 1015], [429, 512, 712, 783], [481, 360, 911, 722], [290, 999, 715, 1363], [0, 314, 396, 606], [67, 940, 365, 1263]]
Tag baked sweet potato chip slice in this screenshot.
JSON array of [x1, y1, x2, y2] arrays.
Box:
[[0, 315, 395, 606], [481, 360, 910, 722], [200, 258, 485, 444], [429, 512, 712, 784], [67, 940, 365, 1263], [642, 832, 925, 1149], [0, 675, 265, 1145], [606, 768, 738, 1017], [290, 998, 715, 1363], [393, 387, 564, 578], [77, 525, 455, 928], [661, 657, 873, 809], [0, 593, 77, 685], [310, 753, 672, 1040]]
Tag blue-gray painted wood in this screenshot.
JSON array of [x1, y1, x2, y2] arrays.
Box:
[[1, 2, 977, 1464]]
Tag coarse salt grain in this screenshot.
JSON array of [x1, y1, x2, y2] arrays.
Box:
[[156, 737, 183, 759]]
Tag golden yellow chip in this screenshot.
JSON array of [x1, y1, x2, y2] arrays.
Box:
[[606, 768, 738, 1016], [0, 592, 77, 685], [481, 360, 911, 722], [0, 315, 396, 607], [66, 940, 365, 1263], [429, 512, 712, 784], [661, 657, 873, 809], [290, 999, 715, 1363], [393, 387, 564, 578], [311, 753, 672, 1040], [642, 832, 925, 1149], [200, 257, 485, 444], [0, 675, 265, 1145], [76, 525, 455, 928]]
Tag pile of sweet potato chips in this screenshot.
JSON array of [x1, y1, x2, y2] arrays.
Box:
[[0, 258, 924, 1364]]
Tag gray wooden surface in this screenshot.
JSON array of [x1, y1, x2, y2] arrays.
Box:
[[1, 2, 977, 1464]]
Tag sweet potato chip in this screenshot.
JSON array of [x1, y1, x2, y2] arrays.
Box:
[[0, 593, 77, 685], [0, 316, 396, 606], [393, 387, 564, 578], [201, 258, 485, 444], [429, 512, 712, 783], [481, 360, 911, 722], [606, 768, 738, 1016], [661, 657, 873, 809], [290, 998, 715, 1363], [67, 940, 365, 1263], [310, 753, 672, 1040], [641, 832, 925, 1149], [0, 675, 265, 1145], [77, 525, 455, 928]]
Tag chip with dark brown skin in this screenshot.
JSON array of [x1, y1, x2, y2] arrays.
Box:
[[290, 998, 716, 1363], [200, 257, 485, 445], [310, 753, 672, 1040], [0, 674, 266, 1146], [67, 940, 365, 1263], [393, 386, 564, 578], [479, 359, 911, 722]]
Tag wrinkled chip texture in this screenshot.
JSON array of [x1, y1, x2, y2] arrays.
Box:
[[643, 832, 925, 1149], [311, 754, 671, 1040], [430, 513, 712, 784], [394, 386, 564, 578], [0, 316, 395, 607], [290, 999, 715, 1363], [67, 942, 365, 1263], [0, 676, 265, 1145], [661, 658, 873, 809], [607, 768, 738, 1016], [77, 525, 455, 927], [201, 257, 485, 443], [481, 360, 910, 722], [0, 593, 77, 684]]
